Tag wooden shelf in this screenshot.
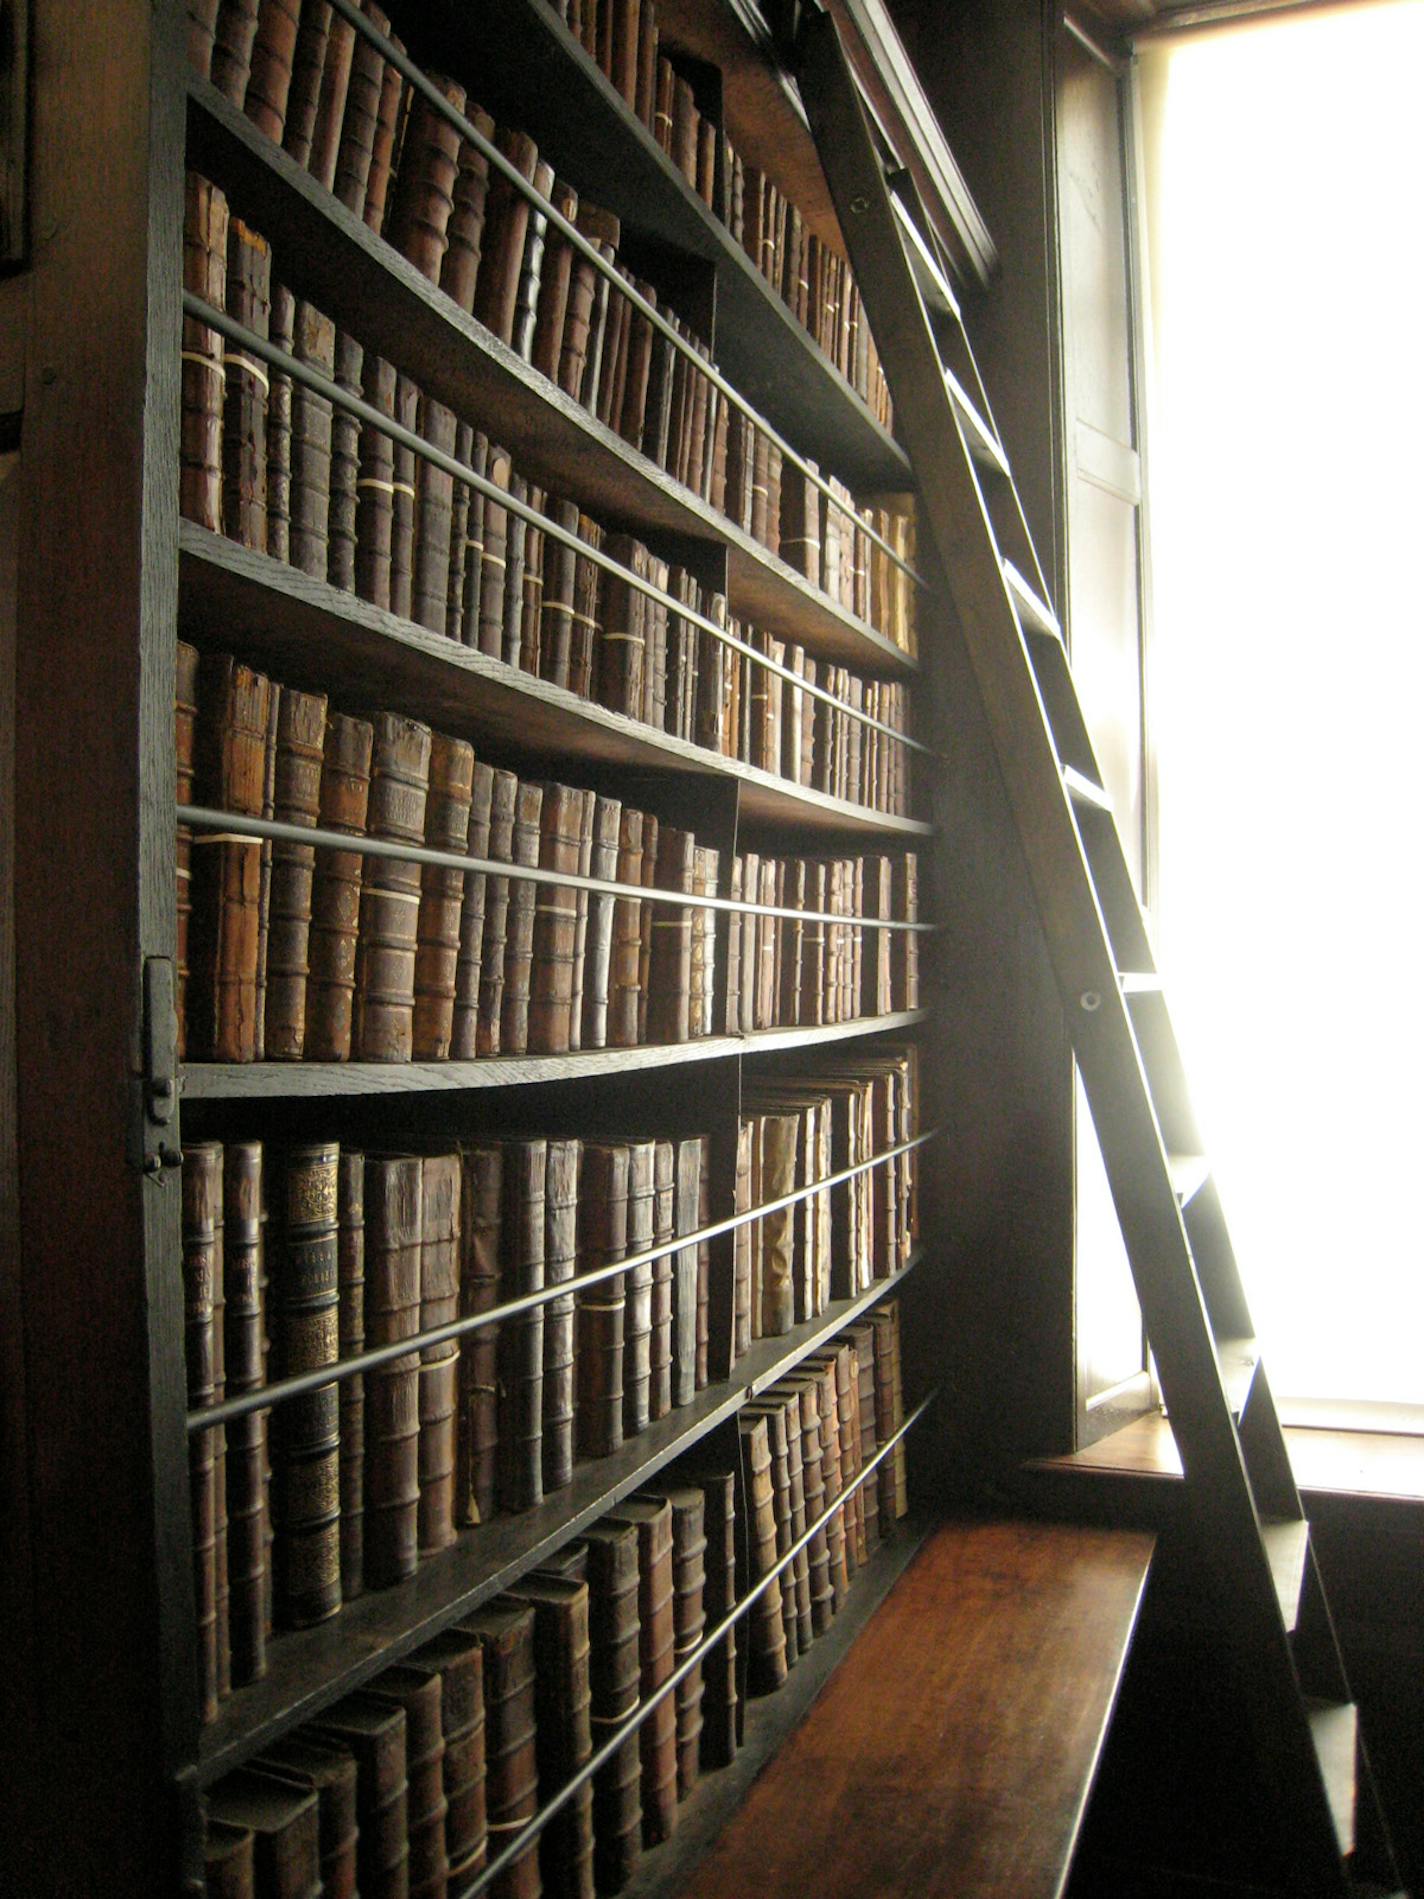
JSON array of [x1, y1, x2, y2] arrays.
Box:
[[186, 80, 916, 670], [178, 525, 933, 843], [403, 0, 910, 492], [181, 1010, 929, 1101], [196, 1249, 926, 1784]]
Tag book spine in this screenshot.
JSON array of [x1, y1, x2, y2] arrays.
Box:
[[541, 1138, 581, 1495], [531, 180, 579, 383], [647, 1485, 707, 1799], [223, 1140, 269, 1687], [456, 1143, 503, 1529], [512, 157, 556, 361], [281, 2, 332, 170], [617, 1500, 679, 1846], [672, 1137, 701, 1410], [364, 1154, 424, 1589], [354, 352, 398, 609], [645, 825, 695, 1045], [390, 373, 420, 621], [324, 329, 364, 592], [252, 685, 280, 1063], [418, 1152, 462, 1556], [648, 1140, 676, 1423], [475, 766, 518, 1055], [738, 1414, 787, 1692], [210, 0, 260, 104], [473, 127, 539, 346], [497, 779, 544, 1056], [371, 1671, 449, 1899], [580, 794, 621, 1051], [313, 1699, 410, 1899], [283, 299, 331, 578], [460, 1605, 542, 1899], [353, 713, 432, 1062], [384, 74, 464, 280], [576, 1142, 629, 1460], [441, 106, 496, 313], [330, 2, 386, 214], [263, 686, 328, 1059], [182, 1140, 227, 1723], [411, 396, 460, 635], [186, 0, 222, 81], [175, 640, 201, 1062], [621, 1139, 656, 1441], [517, 1582, 596, 1899], [527, 781, 582, 1055], [476, 444, 511, 660], [271, 1143, 341, 1629], [418, 1635, 487, 1885], [696, 1469, 738, 1769], [412, 732, 475, 1060], [793, 1380, 833, 1635], [245, 0, 301, 146], [583, 1522, 644, 1892], [775, 1392, 814, 1654], [363, 34, 408, 235], [450, 760, 494, 1060], [180, 173, 228, 536], [221, 216, 271, 553], [303, 711, 373, 1061], [338, 1149, 366, 1601], [501, 473, 529, 669], [497, 1139, 547, 1514]]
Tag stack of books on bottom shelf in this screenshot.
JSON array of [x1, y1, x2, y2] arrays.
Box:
[[202, 1307, 909, 1899]]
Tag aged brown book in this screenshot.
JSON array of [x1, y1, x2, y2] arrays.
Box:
[[246, 0, 301, 143], [871, 1299, 909, 1521], [456, 1600, 541, 1899], [738, 1411, 788, 1692], [640, 1482, 706, 1798], [187, 0, 222, 80], [542, 1137, 580, 1496], [891, 852, 919, 1009], [408, 1631, 487, 1888], [362, 32, 407, 234], [606, 805, 644, 1049], [511, 1575, 597, 1899], [575, 1140, 629, 1460], [581, 1517, 643, 1891], [579, 794, 621, 1051], [535, 497, 578, 691], [646, 824, 695, 1045], [257, 1733, 359, 1899], [180, 173, 228, 535], [281, 1, 331, 168], [210, 0, 260, 104], [391, 368, 422, 620], [473, 126, 540, 347], [568, 515, 603, 700], [450, 760, 494, 1060], [353, 713, 432, 1062], [695, 1141, 712, 1390], [648, 1140, 675, 1423], [353, 352, 398, 609], [330, 3, 386, 215], [565, 785, 594, 1052], [412, 732, 475, 1060], [334, 1149, 366, 1602], [594, 534, 646, 720], [221, 216, 271, 553], [671, 1137, 702, 1410], [188, 654, 274, 1062], [455, 1141, 502, 1528], [498, 778, 544, 1056], [621, 1138, 656, 1441], [326, 330, 364, 592], [730, 1116, 752, 1362], [223, 1141, 269, 1686], [203, 1816, 254, 1899], [501, 474, 530, 669], [691, 1468, 738, 1768], [447, 423, 474, 638], [559, 203, 619, 402], [175, 640, 202, 1062], [385, 73, 465, 281], [772, 1390, 814, 1654], [363, 1153, 424, 1588], [441, 106, 498, 313], [263, 687, 328, 1059], [476, 443, 511, 659], [411, 396, 460, 635], [205, 1766, 320, 1899], [252, 683, 281, 1064], [369, 1666, 449, 1899], [310, 1692, 411, 1899], [527, 780, 582, 1056], [307, 9, 355, 193], [304, 712, 373, 1060], [265, 281, 296, 561], [530, 179, 579, 383], [745, 1400, 799, 1666], [497, 1139, 547, 1514], [417, 1151, 462, 1557], [811, 1357, 850, 1607], [786, 1377, 832, 1635], [182, 1142, 227, 1723], [512, 156, 556, 361], [603, 1495, 678, 1846], [475, 766, 519, 1056]]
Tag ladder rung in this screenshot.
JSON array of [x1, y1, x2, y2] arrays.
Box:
[[1307, 1698, 1358, 1857], [1215, 1334, 1260, 1418], [1003, 561, 1062, 641], [1262, 1516, 1310, 1634], [890, 189, 961, 321], [1063, 764, 1113, 813], [944, 365, 1010, 478], [1167, 1152, 1210, 1207]]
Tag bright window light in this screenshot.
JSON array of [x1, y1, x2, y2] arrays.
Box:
[[1139, 2, 1424, 1405]]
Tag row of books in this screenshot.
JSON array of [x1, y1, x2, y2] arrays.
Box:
[[546, 0, 895, 430], [202, 1306, 908, 1897], [176, 646, 721, 1064], [184, 1131, 715, 1720], [733, 1050, 919, 1359], [724, 848, 921, 1035], [183, 9, 914, 631]]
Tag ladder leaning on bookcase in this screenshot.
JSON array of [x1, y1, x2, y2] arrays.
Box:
[[794, 4, 1403, 1895]]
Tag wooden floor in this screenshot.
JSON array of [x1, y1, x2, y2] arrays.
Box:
[[674, 1516, 1155, 1899]]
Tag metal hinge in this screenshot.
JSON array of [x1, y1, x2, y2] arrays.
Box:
[[137, 955, 182, 1178]]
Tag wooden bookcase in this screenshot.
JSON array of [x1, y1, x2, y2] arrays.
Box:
[[0, 1, 1067, 1893]]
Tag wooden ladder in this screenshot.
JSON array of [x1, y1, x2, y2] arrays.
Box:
[[794, 6, 1402, 1894]]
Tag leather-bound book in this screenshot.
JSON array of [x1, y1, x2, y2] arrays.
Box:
[[187, 0, 222, 81], [607, 807, 644, 1050], [869, 1301, 909, 1521], [541, 1138, 580, 1495], [370, 1666, 449, 1899], [621, 1138, 656, 1441], [830, 1340, 868, 1570], [510, 1576, 596, 1899], [784, 1379, 832, 1636], [803, 1361, 848, 1609], [447, 423, 473, 639], [363, 1153, 424, 1588], [743, 1401, 798, 1665], [257, 1734, 360, 1899], [456, 1600, 541, 1899], [353, 353, 398, 608], [601, 1498, 676, 1847], [861, 854, 893, 1018], [385, 74, 465, 281], [269, 1144, 341, 1629], [182, 1141, 227, 1723], [263, 687, 327, 1059], [418, 1152, 462, 1556], [769, 1392, 813, 1654], [337, 1149, 366, 1600], [304, 711, 373, 1060], [535, 497, 578, 691], [180, 174, 227, 535], [203, 1816, 254, 1899], [450, 760, 494, 1061], [473, 127, 540, 347], [519, 487, 546, 675], [640, 1483, 707, 1798], [648, 1140, 675, 1423], [691, 1468, 738, 1768], [845, 1323, 880, 1552], [188, 654, 273, 1062], [222, 217, 271, 553], [281, 2, 331, 169], [568, 515, 602, 700], [641, 320, 675, 473], [307, 8, 355, 193], [442, 107, 498, 314], [501, 474, 530, 668], [497, 1139, 547, 1514], [565, 786, 594, 1052], [618, 288, 655, 457], [330, 3, 386, 214], [252, 684, 281, 1063], [559, 204, 618, 403], [210, 0, 261, 105], [286, 300, 336, 580], [579, 795, 621, 1051], [736, 1413, 787, 1693], [527, 781, 581, 1055], [688, 846, 714, 1041], [730, 1117, 752, 1363], [206, 1767, 320, 1899], [498, 779, 544, 1056], [310, 1693, 410, 1899], [757, 1110, 797, 1338], [326, 330, 365, 592], [245, 0, 301, 146], [581, 1518, 643, 1891], [363, 36, 408, 234], [475, 444, 511, 659], [594, 271, 631, 433], [413, 733, 475, 1061], [695, 1140, 711, 1390], [530, 180, 579, 383], [645, 825, 695, 1045], [756, 856, 778, 1029], [454, 430, 489, 642], [575, 1141, 629, 1459], [223, 1141, 269, 1686], [475, 766, 518, 1056], [640, 554, 668, 729], [891, 852, 919, 1009], [353, 712, 432, 1062], [412, 396, 457, 634], [390, 373, 420, 622], [670, 1138, 701, 1411], [455, 1142, 502, 1528], [512, 157, 556, 361], [175, 640, 201, 1061], [409, 1631, 487, 1889]]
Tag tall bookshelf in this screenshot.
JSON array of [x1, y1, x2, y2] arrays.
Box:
[[1, 2, 1056, 1894]]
